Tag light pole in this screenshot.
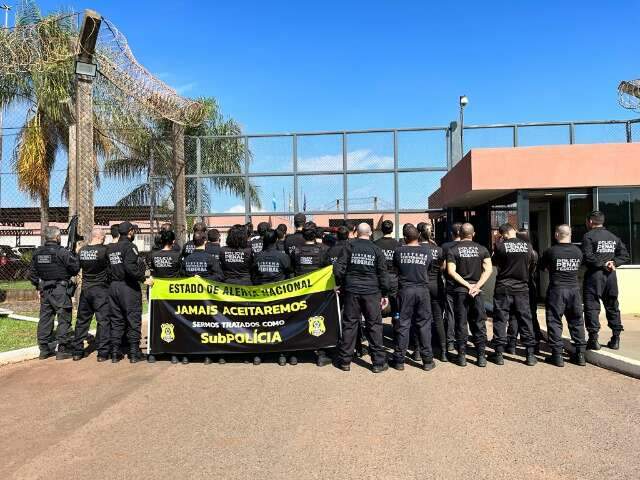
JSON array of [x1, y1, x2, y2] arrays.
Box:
[[459, 95, 468, 156], [0, 5, 10, 213]]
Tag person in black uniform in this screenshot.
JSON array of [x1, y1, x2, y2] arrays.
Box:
[[275, 224, 287, 251], [205, 228, 222, 260], [152, 223, 181, 252], [181, 222, 207, 260], [29, 226, 80, 360], [375, 220, 400, 323], [581, 211, 630, 350], [420, 225, 448, 362], [490, 223, 537, 366], [441, 222, 463, 352], [390, 224, 436, 371], [540, 224, 587, 367], [250, 222, 271, 254], [107, 223, 129, 354], [291, 222, 333, 367], [335, 222, 390, 373], [446, 223, 492, 367], [284, 213, 306, 256], [219, 225, 254, 286], [183, 231, 224, 281], [108, 222, 146, 363], [327, 226, 349, 265], [253, 229, 294, 366], [72, 227, 111, 362]]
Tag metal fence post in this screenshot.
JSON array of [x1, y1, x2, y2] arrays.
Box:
[[293, 134, 298, 215], [196, 137, 202, 221], [626, 122, 632, 143], [342, 132, 348, 222], [513, 125, 518, 147], [244, 136, 250, 224], [393, 130, 400, 238], [569, 123, 575, 144]]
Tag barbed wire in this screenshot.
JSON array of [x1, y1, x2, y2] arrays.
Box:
[[619, 80, 640, 112]]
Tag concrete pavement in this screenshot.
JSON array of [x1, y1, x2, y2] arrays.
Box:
[[1, 349, 639, 480]]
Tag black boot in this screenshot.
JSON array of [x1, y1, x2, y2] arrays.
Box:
[[289, 355, 298, 366], [411, 350, 422, 362], [371, 363, 389, 373], [129, 351, 144, 363], [316, 350, 331, 367], [56, 347, 72, 361], [586, 335, 601, 351], [39, 350, 55, 360], [545, 351, 564, 367], [489, 347, 504, 366], [477, 349, 487, 368], [203, 356, 212, 365], [422, 359, 436, 371], [438, 347, 448, 362], [181, 356, 189, 365], [147, 354, 156, 363], [278, 354, 287, 366], [525, 346, 537, 366], [390, 359, 405, 371], [111, 351, 124, 363], [456, 350, 467, 367], [606, 333, 620, 350], [446, 341, 455, 352], [171, 355, 179, 364], [574, 347, 586, 366], [253, 356, 261, 366], [505, 342, 516, 355]]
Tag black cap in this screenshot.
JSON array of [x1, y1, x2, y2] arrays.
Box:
[[118, 221, 137, 235]]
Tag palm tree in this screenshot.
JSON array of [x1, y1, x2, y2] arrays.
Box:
[[103, 98, 260, 221], [0, 3, 111, 238]]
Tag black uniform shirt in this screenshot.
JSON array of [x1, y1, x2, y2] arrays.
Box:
[[327, 240, 348, 265], [108, 237, 146, 284], [150, 249, 182, 278], [446, 241, 490, 293], [375, 236, 399, 277], [336, 238, 389, 296], [393, 244, 431, 288], [492, 237, 533, 294], [205, 242, 222, 261], [284, 231, 305, 256], [250, 237, 264, 255], [219, 247, 253, 285], [540, 243, 583, 288], [581, 227, 630, 272], [425, 243, 444, 285], [292, 243, 331, 277], [29, 241, 80, 287], [276, 239, 286, 251], [181, 241, 197, 260], [441, 240, 459, 291], [78, 244, 110, 289], [252, 246, 292, 284], [182, 250, 223, 281]]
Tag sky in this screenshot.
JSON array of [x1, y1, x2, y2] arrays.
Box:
[[1, 0, 638, 214]]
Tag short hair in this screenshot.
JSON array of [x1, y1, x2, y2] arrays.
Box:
[[302, 225, 317, 241], [245, 222, 254, 236], [381, 220, 394, 235], [345, 220, 357, 233], [516, 228, 530, 242], [315, 226, 325, 240], [460, 222, 475, 239], [263, 229, 278, 248], [110, 224, 120, 238], [193, 222, 207, 234], [416, 222, 430, 242], [226, 225, 248, 249], [276, 224, 287, 239], [160, 223, 172, 232], [160, 229, 175, 247], [498, 223, 515, 236], [587, 210, 605, 226], [336, 226, 349, 241], [44, 226, 60, 242], [193, 231, 206, 247], [207, 228, 220, 243], [91, 227, 105, 241], [403, 224, 419, 242], [293, 213, 306, 228], [556, 224, 571, 239], [257, 221, 271, 236], [451, 222, 463, 239]]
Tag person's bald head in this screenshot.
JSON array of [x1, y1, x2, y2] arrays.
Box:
[[90, 227, 106, 245], [357, 222, 372, 239], [460, 222, 475, 240], [555, 224, 572, 243]]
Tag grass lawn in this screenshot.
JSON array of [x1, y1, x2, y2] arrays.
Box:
[[0, 280, 32, 291], [0, 318, 37, 352]]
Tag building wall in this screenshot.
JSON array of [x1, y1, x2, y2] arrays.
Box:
[[618, 267, 640, 314]]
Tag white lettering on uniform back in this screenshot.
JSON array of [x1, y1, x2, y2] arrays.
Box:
[[351, 253, 375, 266], [504, 243, 528, 253], [596, 241, 616, 253], [458, 246, 479, 258]]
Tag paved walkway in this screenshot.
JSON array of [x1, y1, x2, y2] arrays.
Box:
[[1, 344, 639, 479]]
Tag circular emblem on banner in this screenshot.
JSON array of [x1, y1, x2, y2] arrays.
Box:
[[160, 323, 175, 343], [308, 316, 326, 337]]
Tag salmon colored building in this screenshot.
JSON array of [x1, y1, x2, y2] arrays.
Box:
[[428, 142, 640, 312]]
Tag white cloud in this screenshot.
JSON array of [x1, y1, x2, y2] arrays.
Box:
[[225, 204, 267, 213], [175, 82, 197, 94], [298, 149, 393, 171]]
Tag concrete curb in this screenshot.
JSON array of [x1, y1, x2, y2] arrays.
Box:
[[540, 327, 640, 380], [0, 345, 40, 366]]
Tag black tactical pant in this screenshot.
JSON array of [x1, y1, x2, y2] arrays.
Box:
[[508, 281, 542, 344], [452, 291, 487, 352], [545, 286, 587, 353], [583, 270, 623, 335], [38, 284, 73, 354], [393, 287, 433, 363], [109, 281, 142, 354], [428, 282, 447, 350], [338, 292, 386, 366], [493, 291, 536, 350], [444, 288, 460, 345], [73, 285, 111, 357]]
